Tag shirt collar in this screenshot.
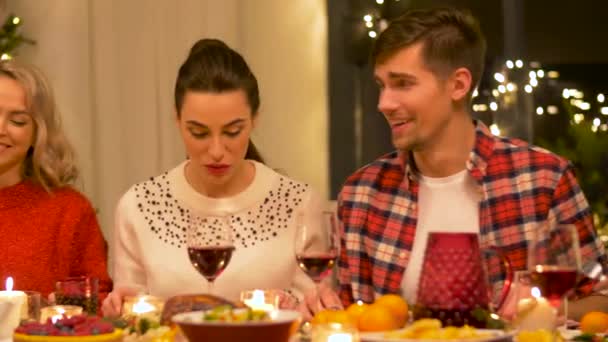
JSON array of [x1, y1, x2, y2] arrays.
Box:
[[400, 120, 496, 185]]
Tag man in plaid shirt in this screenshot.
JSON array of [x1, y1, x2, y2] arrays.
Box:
[[334, 7, 606, 314]]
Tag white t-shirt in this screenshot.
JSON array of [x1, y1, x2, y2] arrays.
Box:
[[112, 160, 320, 302], [401, 170, 481, 304]]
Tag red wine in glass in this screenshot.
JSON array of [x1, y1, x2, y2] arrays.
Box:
[[296, 252, 337, 282], [531, 265, 579, 301], [187, 214, 234, 293], [188, 246, 235, 282], [294, 211, 340, 287]]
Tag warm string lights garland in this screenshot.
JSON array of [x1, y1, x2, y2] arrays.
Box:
[[0, 13, 35, 60], [472, 59, 608, 135]]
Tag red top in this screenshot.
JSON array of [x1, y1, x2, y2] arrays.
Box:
[[0, 180, 112, 300]]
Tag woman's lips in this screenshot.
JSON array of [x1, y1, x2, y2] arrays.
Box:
[[205, 164, 230, 176]]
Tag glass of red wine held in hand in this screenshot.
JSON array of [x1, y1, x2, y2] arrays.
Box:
[[187, 214, 235, 294], [295, 211, 339, 285], [528, 224, 582, 309]]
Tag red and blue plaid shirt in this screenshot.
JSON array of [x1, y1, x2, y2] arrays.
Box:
[[337, 120, 606, 305]]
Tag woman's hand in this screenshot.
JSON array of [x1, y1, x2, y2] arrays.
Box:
[[101, 287, 140, 317], [299, 280, 343, 321]]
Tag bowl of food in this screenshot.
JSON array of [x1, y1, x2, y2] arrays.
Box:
[[172, 305, 301, 342], [13, 315, 122, 342]]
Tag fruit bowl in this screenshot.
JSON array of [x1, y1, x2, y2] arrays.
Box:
[[172, 308, 301, 342], [13, 329, 123, 342], [13, 315, 122, 342]]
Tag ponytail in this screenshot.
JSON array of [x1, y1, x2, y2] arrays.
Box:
[[245, 140, 264, 164]]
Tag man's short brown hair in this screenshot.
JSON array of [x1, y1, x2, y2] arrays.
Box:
[[373, 7, 486, 99]]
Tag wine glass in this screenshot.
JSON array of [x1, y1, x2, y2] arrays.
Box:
[[186, 213, 235, 294], [294, 211, 339, 285], [527, 224, 582, 326]]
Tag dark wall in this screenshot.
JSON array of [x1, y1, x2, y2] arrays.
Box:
[[327, 0, 608, 198]]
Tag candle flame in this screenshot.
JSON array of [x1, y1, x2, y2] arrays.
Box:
[[132, 297, 155, 314], [5, 277, 13, 291], [531, 286, 541, 298]]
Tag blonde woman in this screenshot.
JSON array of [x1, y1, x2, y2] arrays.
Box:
[[0, 60, 112, 301]]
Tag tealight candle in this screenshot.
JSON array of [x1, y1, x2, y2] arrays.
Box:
[[0, 277, 27, 339], [312, 322, 359, 342], [122, 295, 164, 320], [241, 289, 278, 312], [39, 305, 83, 323], [515, 287, 558, 332]]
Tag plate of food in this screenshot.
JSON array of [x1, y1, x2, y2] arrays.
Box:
[[360, 319, 515, 342], [172, 305, 301, 342]]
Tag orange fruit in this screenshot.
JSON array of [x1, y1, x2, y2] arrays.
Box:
[[311, 309, 334, 325], [346, 301, 370, 327], [375, 294, 409, 327], [312, 309, 355, 326], [358, 303, 401, 332], [580, 311, 608, 333]]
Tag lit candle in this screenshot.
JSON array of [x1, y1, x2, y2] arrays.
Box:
[[132, 297, 155, 315], [122, 295, 163, 320], [242, 290, 276, 312], [0, 277, 27, 338], [312, 322, 359, 342], [327, 333, 354, 342], [39, 305, 83, 323], [514, 287, 558, 331]]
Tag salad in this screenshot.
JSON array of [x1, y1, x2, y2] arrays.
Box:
[[203, 305, 270, 322]]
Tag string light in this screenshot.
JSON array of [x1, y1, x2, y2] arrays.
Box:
[[562, 89, 570, 99], [472, 104, 488, 112], [515, 60, 524, 68], [368, 31, 377, 38], [0, 53, 11, 60], [574, 113, 585, 124], [494, 73, 505, 83], [12, 17, 20, 25], [598, 94, 605, 103], [593, 118, 601, 127], [490, 124, 501, 136], [536, 70, 545, 78], [376, 0, 384, 4], [506, 83, 516, 92], [365, 21, 373, 28], [530, 78, 538, 87], [547, 105, 559, 114], [498, 85, 506, 93], [547, 71, 560, 78], [363, 14, 372, 22], [529, 71, 537, 79], [490, 102, 498, 111], [601, 107, 608, 115], [601, 124, 608, 132], [492, 89, 500, 97], [536, 107, 544, 115], [525, 85, 533, 93], [506, 60, 514, 69]]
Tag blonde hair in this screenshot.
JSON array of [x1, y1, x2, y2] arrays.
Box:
[[0, 60, 78, 190]]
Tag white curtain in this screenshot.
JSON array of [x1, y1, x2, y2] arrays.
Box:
[[6, 0, 328, 240]]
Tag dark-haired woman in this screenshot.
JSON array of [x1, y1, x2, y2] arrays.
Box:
[[102, 39, 322, 316]]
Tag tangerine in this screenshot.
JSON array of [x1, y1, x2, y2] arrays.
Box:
[[580, 311, 608, 334], [375, 294, 409, 327], [346, 301, 370, 328], [358, 303, 401, 332]]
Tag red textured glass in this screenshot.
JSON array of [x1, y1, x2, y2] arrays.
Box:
[[414, 232, 512, 327]]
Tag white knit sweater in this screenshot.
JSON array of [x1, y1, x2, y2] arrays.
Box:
[[112, 160, 319, 302]]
